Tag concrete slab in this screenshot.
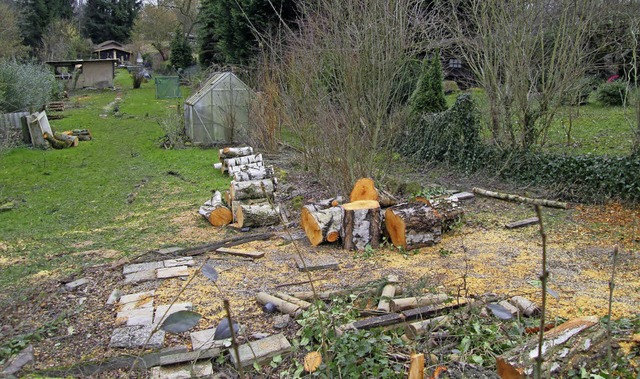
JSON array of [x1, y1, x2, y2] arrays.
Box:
[[124, 270, 157, 284], [118, 290, 155, 312], [157, 266, 190, 279], [123, 261, 165, 275], [116, 307, 154, 326], [158, 348, 221, 366], [150, 361, 213, 379], [229, 333, 291, 368], [109, 325, 165, 349], [154, 303, 193, 326], [190, 328, 230, 350], [163, 257, 195, 268]]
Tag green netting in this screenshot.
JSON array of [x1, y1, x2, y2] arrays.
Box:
[[154, 76, 181, 99]]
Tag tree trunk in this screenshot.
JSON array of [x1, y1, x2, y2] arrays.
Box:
[[69, 129, 92, 141], [302, 196, 345, 213], [227, 162, 264, 176], [231, 199, 267, 223], [350, 178, 398, 207], [341, 200, 381, 251], [496, 316, 606, 378], [301, 206, 343, 246], [219, 146, 254, 160], [384, 203, 443, 249], [472, 187, 569, 209], [230, 179, 275, 201], [198, 191, 233, 226], [54, 132, 78, 147], [232, 165, 275, 182], [43, 132, 71, 149], [236, 203, 280, 228]]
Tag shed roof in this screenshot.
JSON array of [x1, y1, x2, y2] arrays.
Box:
[[185, 72, 252, 105], [93, 40, 131, 53]]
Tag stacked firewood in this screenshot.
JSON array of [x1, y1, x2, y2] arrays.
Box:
[[200, 146, 280, 228], [301, 178, 464, 251], [43, 129, 92, 149]]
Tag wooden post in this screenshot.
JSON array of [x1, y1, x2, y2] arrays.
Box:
[[408, 353, 424, 379]]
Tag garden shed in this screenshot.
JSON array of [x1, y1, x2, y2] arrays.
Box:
[[184, 72, 253, 145]]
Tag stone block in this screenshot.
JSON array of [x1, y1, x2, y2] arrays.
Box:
[[65, 278, 88, 291], [118, 290, 155, 312], [157, 266, 190, 279], [190, 328, 230, 350], [109, 325, 165, 349], [150, 361, 212, 379], [154, 303, 193, 326], [295, 256, 339, 272], [116, 307, 154, 326], [273, 314, 290, 329], [229, 333, 291, 369], [123, 261, 165, 275]]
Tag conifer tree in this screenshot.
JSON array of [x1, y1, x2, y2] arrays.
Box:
[[83, 0, 141, 43], [170, 27, 193, 70], [409, 50, 447, 116], [18, 0, 74, 49]]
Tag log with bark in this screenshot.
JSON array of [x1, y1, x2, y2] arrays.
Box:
[[496, 316, 605, 378], [198, 191, 233, 226], [350, 178, 398, 207], [274, 292, 312, 310], [301, 206, 343, 246], [302, 196, 345, 213], [231, 198, 267, 223], [236, 202, 280, 228], [473, 187, 569, 209], [232, 165, 275, 182], [224, 153, 263, 171], [341, 200, 382, 251], [230, 179, 275, 201], [68, 129, 92, 141], [256, 292, 300, 316], [54, 132, 79, 147], [227, 162, 264, 176], [405, 315, 451, 340], [43, 132, 72, 149], [384, 203, 443, 249], [390, 294, 449, 312], [218, 146, 254, 160]]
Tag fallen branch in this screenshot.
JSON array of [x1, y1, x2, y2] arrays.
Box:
[[472, 188, 569, 209]]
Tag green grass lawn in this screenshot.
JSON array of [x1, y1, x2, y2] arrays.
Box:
[[0, 69, 230, 292]]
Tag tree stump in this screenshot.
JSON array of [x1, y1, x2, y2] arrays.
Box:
[[385, 203, 443, 249], [236, 203, 280, 228], [198, 191, 233, 226], [230, 179, 275, 201], [341, 200, 381, 251], [301, 206, 343, 246]]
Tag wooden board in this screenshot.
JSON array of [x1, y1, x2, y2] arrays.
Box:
[[216, 247, 265, 258]]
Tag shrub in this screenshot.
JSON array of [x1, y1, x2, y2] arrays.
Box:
[[0, 61, 60, 113], [443, 80, 461, 95], [596, 81, 627, 106], [409, 50, 447, 116], [566, 76, 599, 105]]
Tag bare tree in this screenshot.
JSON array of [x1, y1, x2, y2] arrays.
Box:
[[157, 0, 200, 36], [447, 0, 600, 150], [132, 4, 178, 61]]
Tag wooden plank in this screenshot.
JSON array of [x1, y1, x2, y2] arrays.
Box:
[[296, 256, 339, 272], [176, 233, 274, 256], [401, 298, 470, 321], [216, 247, 265, 258], [351, 313, 405, 330], [505, 217, 540, 229]]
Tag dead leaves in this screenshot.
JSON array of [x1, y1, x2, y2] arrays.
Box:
[[304, 351, 322, 373]]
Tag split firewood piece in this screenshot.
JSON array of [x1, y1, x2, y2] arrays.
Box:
[[274, 292, 312, 310], [198, 191, 233, 226], [256, 292, 300, 316], [224, 153, 263, 170], [377, 275, 400, 312], [218, 146, 254, 160], [230, 179, 275, 201], [385, 203, 443, 249], [350, 178, 399, 207], [390, 294, 449, 312], [232, 165, 275, 182], [43, 132, 72, 149], [301, 206, 343, 246], [408, 353, 425, 379], [473, 187, 569, 209], [496, 316, 604, 378], [405, 315, 451, 340], [341, 200, 381, 251], [236, 203, 280, 228], [509, 296, 540, 317], [227, 162, 264, 176]]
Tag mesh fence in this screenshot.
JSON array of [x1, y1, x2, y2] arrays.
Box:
[[154, 76, 181, 99]]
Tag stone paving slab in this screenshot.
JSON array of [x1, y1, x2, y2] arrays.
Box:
[[150, 361, 212, 379], [157, 266, 190, 279], [124, 270, 157, 284], [65, 278, 89, 291], [123, 261, 165, 275], [163, 257, 195, 268], [190, 328, 230, 350], [116, 307, 154, 326], [118, 290, 155, 312], [154, 303, 193, 326], [229, 333, 291, 369], [158, 348, 221, 366], [109, 325, 165, 349]]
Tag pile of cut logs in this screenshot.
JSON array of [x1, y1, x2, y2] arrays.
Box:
[[44, 129, 92, 149], [200, 146, 281, 228], [301, 178, 464, 250]]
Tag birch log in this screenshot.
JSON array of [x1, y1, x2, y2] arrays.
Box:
[[236, 203, 280, 228], [301, 206, 343, 246], [341, 200, 381, 251], [224, 153, 263, 169], [218, 146, 254, 160], [230, 179, 275, 201], [472, 187, 569, 209], [227, 162, 264, 176], [256, 292, 300, 316], [198, 191, 233, 226], [390, 294, 449, 312], [302, 196, 345, 213], [232, 165, 275, 182], [231, 199, 267, 223], [384, 203, 443, 249]]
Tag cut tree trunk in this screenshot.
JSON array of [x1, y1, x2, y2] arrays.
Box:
[[236, 203, 280, 228], [232, 165, 275, 182], [227, 162, 264, 176], [302, 196, 345, 213], [405, 315, 451, 340], [231, 199, 267, 223], [274, 292, 312, 310], [68, 129, 92, 141], [301, 206, 343, 246], [54, 132, 78, 147], [473, 187, 569, 210], [230, 179, 275, 201], [350, 178, 398, 207], [385, 203, 443, 249], [219, 146, 254, 160], [496, 316, 605, 378], [408, 353, 424, 379], [341, 200, 381, 251], [43, 132, 71, 149], [198, 191, 233, 226]]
